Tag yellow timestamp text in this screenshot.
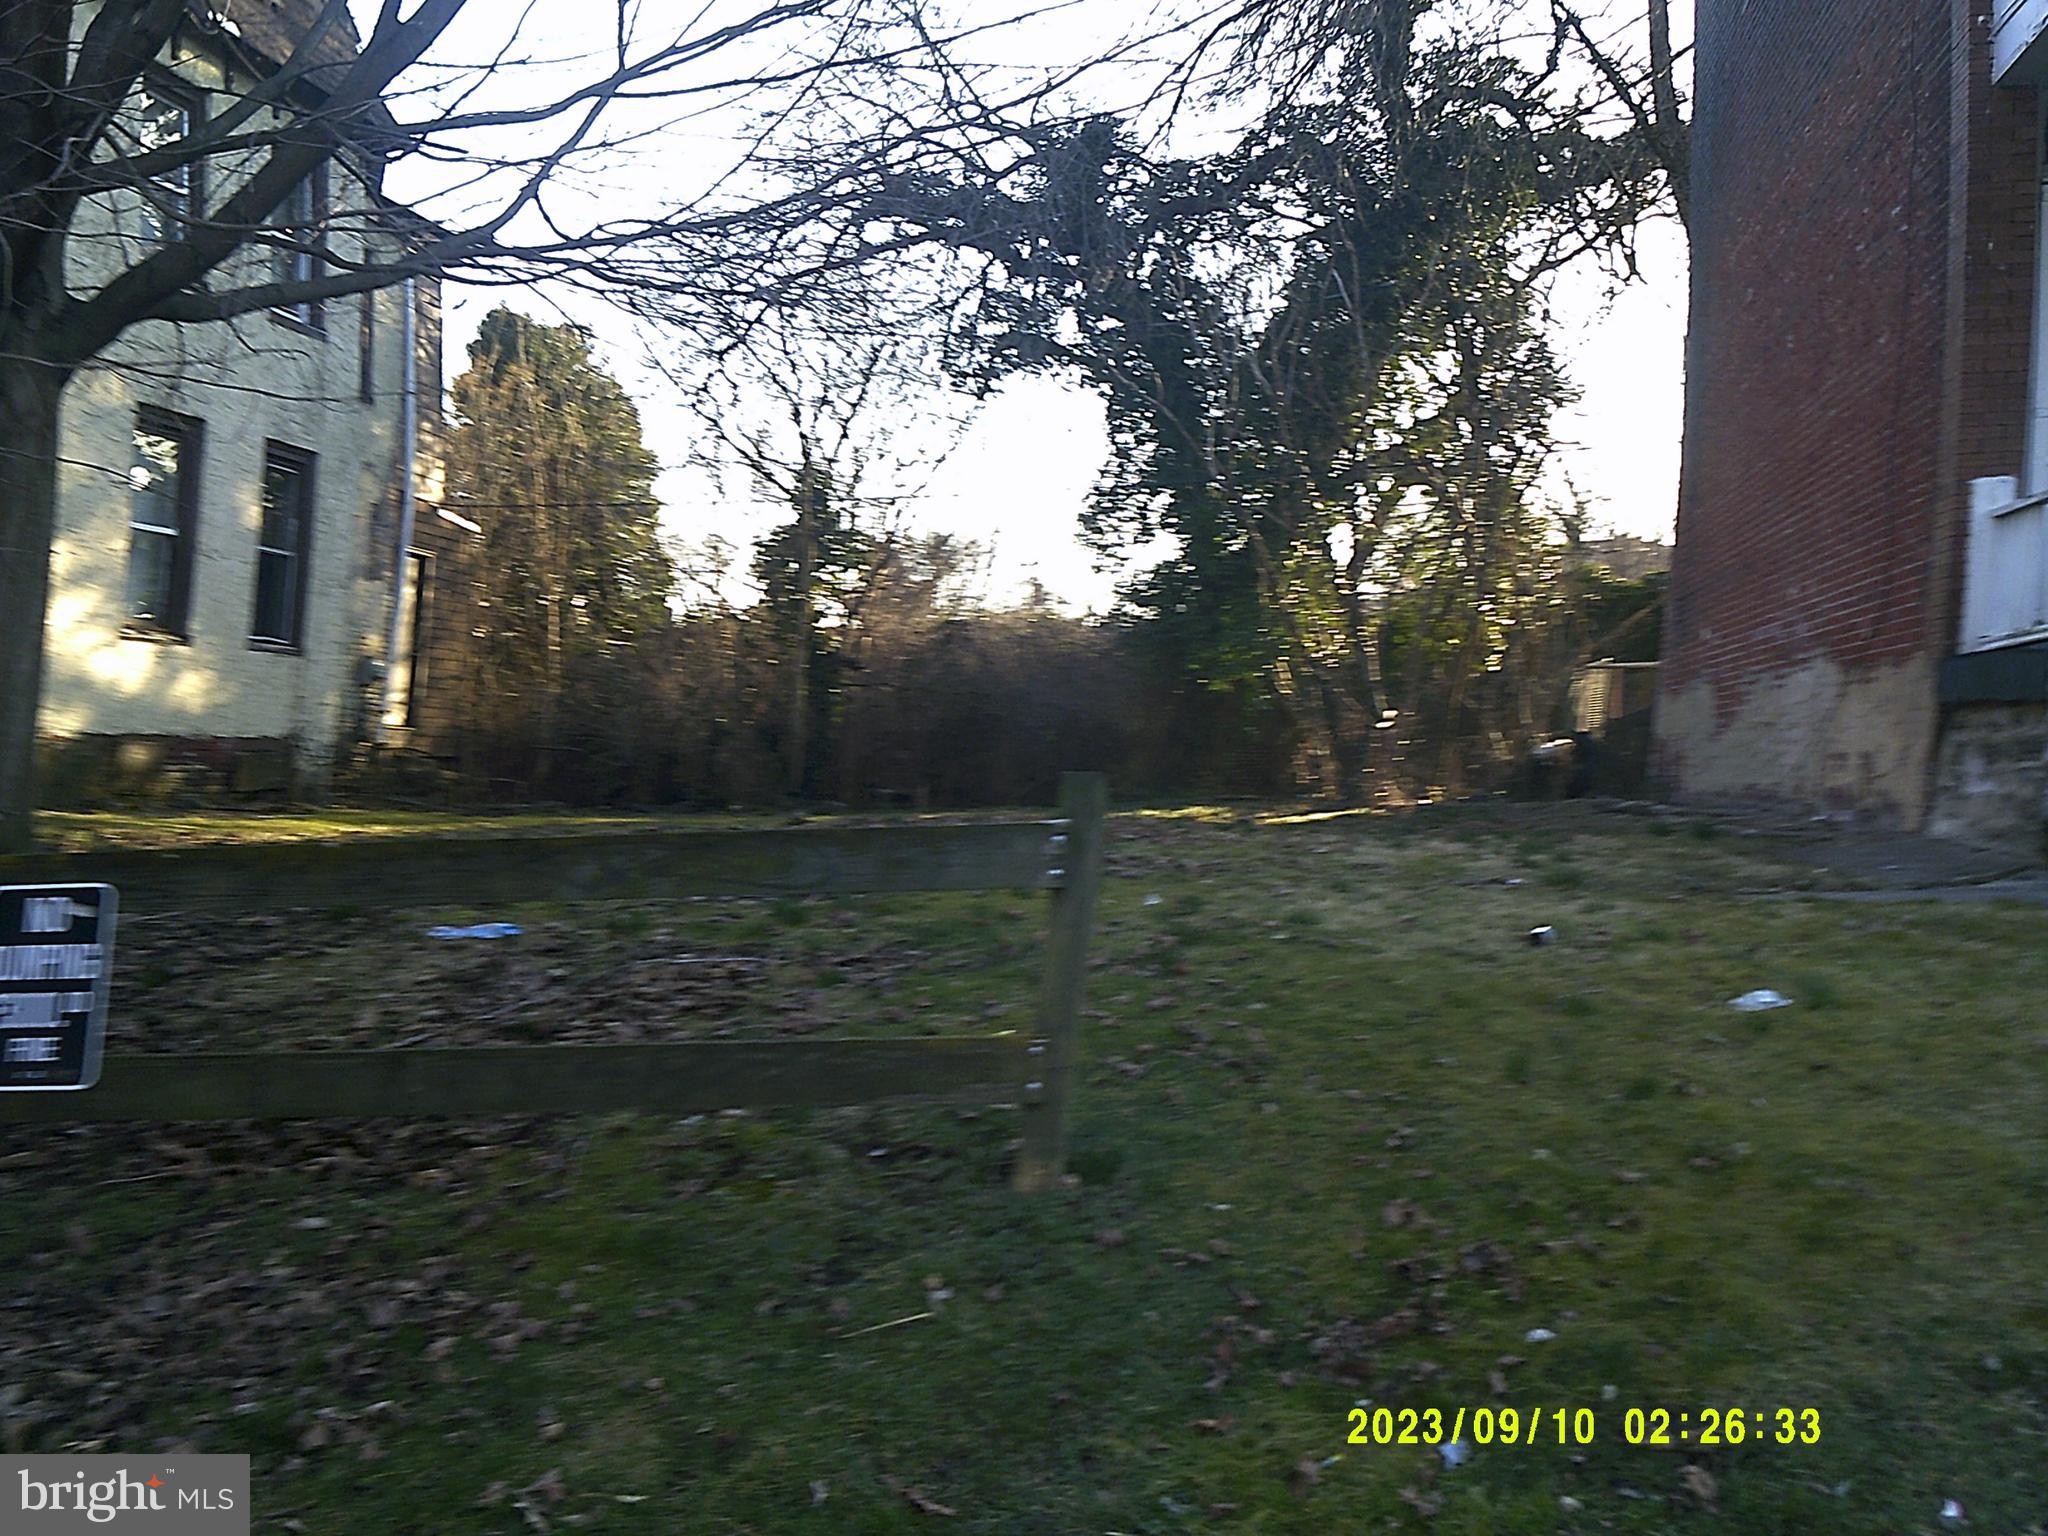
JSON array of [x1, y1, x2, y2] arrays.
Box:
[[1345, 1406, 1822, 1447], [1623, 1407, 1820, 1446], [1347, 1406, 1596, 1447]]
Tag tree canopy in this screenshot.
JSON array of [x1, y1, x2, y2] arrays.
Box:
[[441, 308, 673, 787], [868, 0, 1671, 795]]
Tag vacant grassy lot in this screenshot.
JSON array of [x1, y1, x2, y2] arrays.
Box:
[[3, 803, 2044, 1533]]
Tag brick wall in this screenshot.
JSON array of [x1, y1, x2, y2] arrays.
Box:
[[1658, 0, 2037, 823], [1941, 7, 2039, 636]]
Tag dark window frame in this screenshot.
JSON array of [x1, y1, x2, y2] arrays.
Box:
[[132, 71, 205, 246], [250, 441, 316, 651], [269, 162, 329, 334], [358, 287, 376, 402], [122, 405, 204, 642]]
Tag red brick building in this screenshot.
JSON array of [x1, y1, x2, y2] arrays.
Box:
[[1660, 0, 2048, 846]]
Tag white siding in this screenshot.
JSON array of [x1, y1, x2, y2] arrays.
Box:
[[1995, 0, 2048, 82], [1959, 477, 2048, 652]]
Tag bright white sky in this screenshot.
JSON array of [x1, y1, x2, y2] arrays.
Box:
[[402, 0, 1691, 612]]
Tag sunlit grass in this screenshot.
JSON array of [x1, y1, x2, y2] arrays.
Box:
[[1, 803, 2042, 1532]]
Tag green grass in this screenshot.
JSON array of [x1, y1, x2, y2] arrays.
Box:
[[2, 803, 2044, 1532], [30, 807, 667, 851], [28, 802, 984, 853]]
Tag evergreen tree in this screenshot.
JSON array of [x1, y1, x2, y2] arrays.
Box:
[[444, 308, 674, 784], [449, 309, 671, 675]]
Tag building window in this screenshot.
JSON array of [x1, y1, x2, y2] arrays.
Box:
[[124, 408, 201, 637], [272, 167, 327, 330], [252, 444, 315, 648], [358, 289, 376, 402], [133, 80, 200, 244]]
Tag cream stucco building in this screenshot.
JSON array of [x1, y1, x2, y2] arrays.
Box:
[[36, 2, 456, 794]]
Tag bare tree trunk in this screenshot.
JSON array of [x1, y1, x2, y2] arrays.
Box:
[[530, 398, 560, 791], [1647, 0, 1689, 229], [1333, 508, 1390, 796], [1315, 673, 1367, 803], [0, 356, 66, 852], [1434, 618, 1484, 793], [787, 473, 817, 798], [1552, 0, 1690, 233]]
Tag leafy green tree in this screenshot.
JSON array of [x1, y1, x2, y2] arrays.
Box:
[[445, 308, 673, 779], [882, 0, 1659, 796]]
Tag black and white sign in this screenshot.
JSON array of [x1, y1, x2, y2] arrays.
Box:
[[0, 885, 116, 1091]]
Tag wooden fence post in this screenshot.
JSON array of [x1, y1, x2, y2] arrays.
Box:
[[1012, 772, 1107, 1193]]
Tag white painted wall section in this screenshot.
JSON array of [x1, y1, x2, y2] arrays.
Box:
[[1960, 477, 2048, 652], [1995, 0, 2048, 82]]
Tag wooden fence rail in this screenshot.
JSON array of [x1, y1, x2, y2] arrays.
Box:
[[0, 1038, 1033, 1124], [0, 819, 1068, 910], [0, 774, 1108, 1192]]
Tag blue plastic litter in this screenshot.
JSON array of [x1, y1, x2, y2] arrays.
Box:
[[427, 922, 524, 940]]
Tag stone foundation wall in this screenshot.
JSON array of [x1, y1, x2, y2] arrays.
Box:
[[1928, 703, 2048, 854], [1653, 655, 1939, 826], [33, 734, 304, 809]]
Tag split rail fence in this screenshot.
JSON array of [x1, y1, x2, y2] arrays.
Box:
[[0, 773, 1107, 1192]]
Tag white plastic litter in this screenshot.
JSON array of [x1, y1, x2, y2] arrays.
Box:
[[1728, 989, 1793, 1011], [1524, 1327, 1557, 1343], [427, 922, 524, 940], [1143, 893, 1163, 906], [1439, 1440, 1471, 1468], [1940, 1499, 1965, 1522]]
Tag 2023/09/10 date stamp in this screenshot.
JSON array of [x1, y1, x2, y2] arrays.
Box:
[[1346, 1406, 1821, 1448]]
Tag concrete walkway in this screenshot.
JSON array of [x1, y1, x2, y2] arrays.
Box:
[[1792, 874, 2048, 905], [1746, 823, 2047, 904], [1777, 829, 2034, 889]]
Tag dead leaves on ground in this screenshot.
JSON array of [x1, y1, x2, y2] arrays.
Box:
[[1679, 1463, 1719, 1511], [0, 1123, 571, 1455], [883, 1475, 958, 1517], [95, 905, 953, 1057]]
